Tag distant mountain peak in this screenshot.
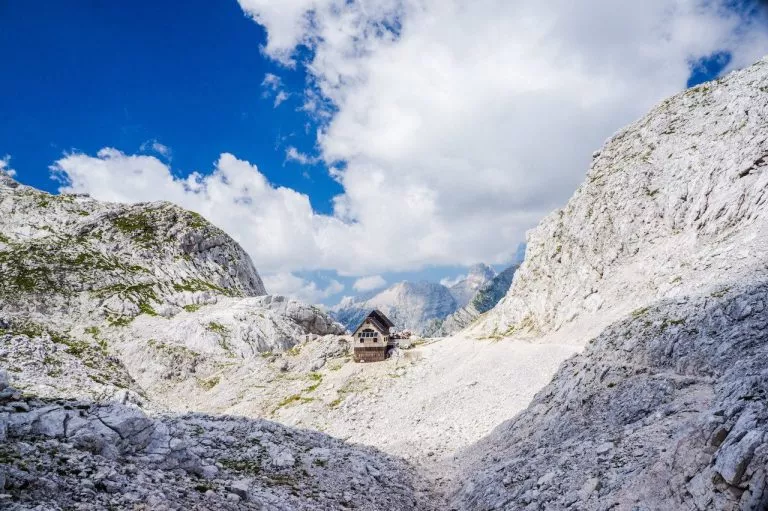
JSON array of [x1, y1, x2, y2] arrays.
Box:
[[448, 263, 497, 308]]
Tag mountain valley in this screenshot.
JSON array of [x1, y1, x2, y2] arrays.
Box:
[[2, 57, 768, 510]]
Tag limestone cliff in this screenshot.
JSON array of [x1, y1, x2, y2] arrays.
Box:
[[453, 57, 768, 509], [473, 58, 768, 341]]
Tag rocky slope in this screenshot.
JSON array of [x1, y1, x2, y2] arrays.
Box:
[[0, 175, 344, 403], [0, 172, 265, 326], [0, 371, 436, 510], [435, 265, 517, 336], [447, 263, 497, 308], [472, 57, 768, 342], [332, 281, 458, 334], [453, 282, 768, 510], [451, 58, 768, 508]]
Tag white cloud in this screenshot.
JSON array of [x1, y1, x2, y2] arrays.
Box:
[[262, 272, 344, 304], [51, 3, 768, 281], [262, 72, 290, 107], [232, 0, 768, 273], [262, 72, 282, 90], [273, 90, 290, 107], [0, 155, 16, 177], [139, 139, 172, 160], [285, 146, 318, 165], [353, 275, 387, 292]]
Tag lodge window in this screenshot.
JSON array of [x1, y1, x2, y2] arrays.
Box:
[[359, 329, 378, 340]]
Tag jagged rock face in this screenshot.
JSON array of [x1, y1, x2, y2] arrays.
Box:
[[332, 281, 458, 334], [0, 179, 266, 326], [448, 263, 497, 308], [452, 283, 768, 510], [0, 377, 436, 510], [474, 58, 768, 340], [437, 265, 517, 336]]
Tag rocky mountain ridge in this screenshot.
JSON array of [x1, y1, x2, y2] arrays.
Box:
[[451, 56, 768, 509], [447, 263, 497, 308], [435, 265, 517, 336], [0, 175, 344, 404], [332, 280, 459, 334], [473, 57, 768, 343]]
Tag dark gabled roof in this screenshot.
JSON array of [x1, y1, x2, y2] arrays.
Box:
[[353, 309, 395, 334], [369, 309, 395, 328]]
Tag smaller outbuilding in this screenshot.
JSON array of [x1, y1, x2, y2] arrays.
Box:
[[352, 310, 396, 362]]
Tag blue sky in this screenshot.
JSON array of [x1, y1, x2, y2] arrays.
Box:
[[1, 1, 766, 305], [0, 0, 340, 214]]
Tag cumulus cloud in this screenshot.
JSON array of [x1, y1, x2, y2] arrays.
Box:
[[353, 275, 387, 292], [52, 2, 768, 282], [262, 272, 344, 304], [234, 0, 768, 270], [0, 155, 16, 177]]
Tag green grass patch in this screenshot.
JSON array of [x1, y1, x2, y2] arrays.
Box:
[[206, 321, 229, 334], [198, 376, 221, 390], [303, 372, 323, 392], [219, 458, 262, 476]]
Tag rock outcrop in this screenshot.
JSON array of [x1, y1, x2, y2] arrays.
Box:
[[0, 373, 435, 510], [436, 265, 517, 336]]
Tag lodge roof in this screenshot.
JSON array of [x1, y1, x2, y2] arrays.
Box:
[[354, 309, 395, 334], [369, 309, 395, 328]]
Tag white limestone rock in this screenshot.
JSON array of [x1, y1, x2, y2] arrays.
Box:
[[447, 263, 497, 308], [0, 175, 347, 405], [473, 57, 768, 342], [0, 391, 436, 510], [452, 283, 768, 510]]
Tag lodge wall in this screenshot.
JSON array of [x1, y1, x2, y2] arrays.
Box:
[[353, 346, 387, 363]]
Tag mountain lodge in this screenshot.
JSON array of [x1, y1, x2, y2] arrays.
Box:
[[352, 309, 396, 362]]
